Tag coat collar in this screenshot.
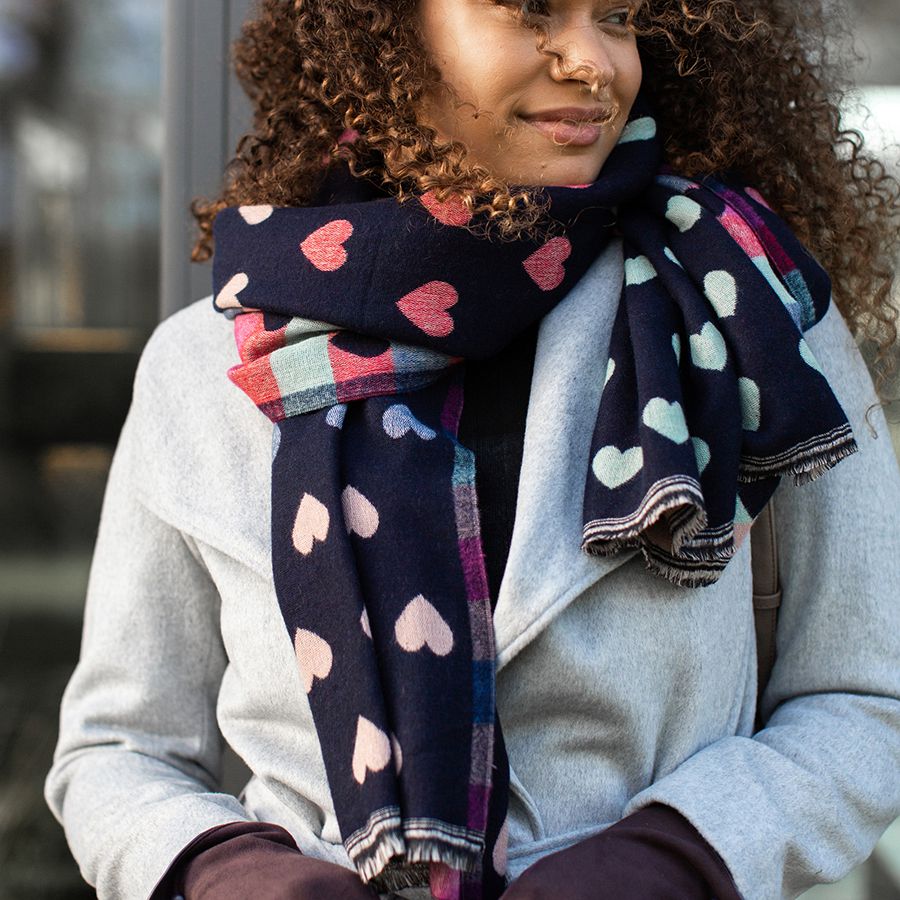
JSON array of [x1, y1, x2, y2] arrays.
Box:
[[493, 239, 637, 670]]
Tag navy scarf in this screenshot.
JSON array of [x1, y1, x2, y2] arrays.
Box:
[[211, 105, 855, 899]]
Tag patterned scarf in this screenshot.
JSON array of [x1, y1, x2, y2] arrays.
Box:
[[211, 104, 856, 899]]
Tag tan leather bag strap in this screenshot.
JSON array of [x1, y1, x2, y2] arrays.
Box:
[[750, 499, 782, 727]]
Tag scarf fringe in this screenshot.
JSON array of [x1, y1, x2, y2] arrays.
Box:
[[583, 479, 707, 557], [638, 552, 726, 588], [349, 814, 483, 887], [739, 428, 858, 485]]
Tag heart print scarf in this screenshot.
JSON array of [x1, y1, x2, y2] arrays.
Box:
[[211, 104, 856, 899]]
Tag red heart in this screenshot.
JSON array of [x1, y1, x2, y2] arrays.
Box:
[[420, 190, 472, 227], [523, 236, 572, 291], [396, 281, 458, 337], [300, 219, 354, 272]]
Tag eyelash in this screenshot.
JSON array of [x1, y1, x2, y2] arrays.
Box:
[[509, 2, 633, 31]]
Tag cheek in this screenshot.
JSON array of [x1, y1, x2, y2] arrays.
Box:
[[615, 43, 643, 114]]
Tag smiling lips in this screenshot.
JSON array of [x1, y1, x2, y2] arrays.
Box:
[[521, 106, 617, 147]]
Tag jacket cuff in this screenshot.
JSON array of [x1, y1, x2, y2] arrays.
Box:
[[149, 821, 299, 899]]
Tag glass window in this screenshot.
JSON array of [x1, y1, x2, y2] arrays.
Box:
[[0, 1, 162, 895]]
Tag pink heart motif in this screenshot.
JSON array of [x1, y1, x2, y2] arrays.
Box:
[[420, 190, 473, 227], [523, 236, 572, 291], [294, 628, 333, 694], [394, 595, 454, 656], [292, 492, 330, 555], [238, 205, 274, 225], [351, 715, 392, 785], [300, 219, 354, 272], [396, 281, 458, 337], [341, 485, 380, 538], [215, 272, 249, 310]]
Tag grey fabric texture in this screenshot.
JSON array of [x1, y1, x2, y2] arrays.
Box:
[[45, 240, 900, 900]]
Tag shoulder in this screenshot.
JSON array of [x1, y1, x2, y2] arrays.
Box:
[[122, 296, 273, 567], [136, 295, 238, 390]]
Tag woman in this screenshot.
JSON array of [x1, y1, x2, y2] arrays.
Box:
[[46, 1, 900, 898]]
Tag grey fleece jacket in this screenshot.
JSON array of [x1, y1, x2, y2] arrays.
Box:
[[46, 241, 900, 899]]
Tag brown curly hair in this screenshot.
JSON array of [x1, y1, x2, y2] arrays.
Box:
[[192, 0, 900, 377]]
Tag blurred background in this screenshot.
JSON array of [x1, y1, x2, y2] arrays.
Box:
[[0, 1, 897, 898]]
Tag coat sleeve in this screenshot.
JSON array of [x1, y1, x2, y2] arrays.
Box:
[[621, 301, 900, 900], [44, 324, 252, 900]]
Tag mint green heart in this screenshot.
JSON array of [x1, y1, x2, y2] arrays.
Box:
[[642, 398, 689, 444], [605, 357, 616, 387], [664, 246, 683, 269], [738, 377, 761, 431], [672, 332, 682, 363], [735, 495, 753, 524], [592, 445, 644, 489], [798, 337, 823, 375], [666, 196, 703, 233], [689, 322, 727, 371], [691, 436, 711, 475], [704, 270, 737, 317], [625, 255, 657, 286]]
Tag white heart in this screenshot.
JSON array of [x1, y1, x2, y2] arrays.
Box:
[[672, 333, 682, 363], [395, 595, 454, 656], [604, 358, 616, 387], [360, 608, 372, 639], [592, 445, 644, 489], [342, 485, 379, 538], [294, 628, 333, 694], [704, 270, 737, 317], [238, 204, 274, 225], [351, 715, 392, 785], [215, 272, 249, 310], [292, 493, 330, 555]]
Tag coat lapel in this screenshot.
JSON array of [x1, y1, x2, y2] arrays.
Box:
[[493, 240, 637, 670]]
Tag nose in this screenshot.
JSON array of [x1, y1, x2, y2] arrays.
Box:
[[545, 25, 615, 98]]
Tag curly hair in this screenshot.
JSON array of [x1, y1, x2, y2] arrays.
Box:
[[191, 0, 899, 377]]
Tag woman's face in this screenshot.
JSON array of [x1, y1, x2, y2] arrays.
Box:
[[415, 0, 643, 187]]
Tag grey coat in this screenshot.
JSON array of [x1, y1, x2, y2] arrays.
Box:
[[45, 241, 900, 899]]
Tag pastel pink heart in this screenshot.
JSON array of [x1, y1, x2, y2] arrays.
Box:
[[294, 628, 333, 694], [395, 595, 454, 656], [300, 219, 354, 272], [396, 281, 457, 337], [215, 272, 249, 310], [420, 190, 472, 226], [238, 205, 274, 225], [391, 733, 403, 774], [292, 492, 330, 555], [351, 715, 392, 785], [523, 236, 572, 291], [342, 485, 379, 538]]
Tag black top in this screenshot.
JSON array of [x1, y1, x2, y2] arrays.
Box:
[[457, 320, 541, 611]]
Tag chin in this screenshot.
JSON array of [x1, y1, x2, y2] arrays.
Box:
[[501, 154, 608, 189]]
